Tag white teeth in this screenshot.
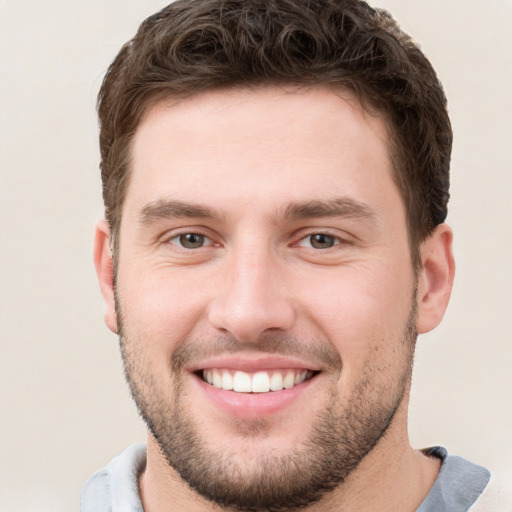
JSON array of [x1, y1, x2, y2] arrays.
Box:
[[283, 371, 295, 389], [295, 370, 307, 385], [221, 371, 233, 390], [212, 369, 222, 388], [202, 369, 313, 393], [233, 371, 252, 392], [270, 372, 284, 391], [251, 371, 270, 393]]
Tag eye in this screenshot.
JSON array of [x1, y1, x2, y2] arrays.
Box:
[[170, 233, 211, 249], [298, 233, 340, 249]]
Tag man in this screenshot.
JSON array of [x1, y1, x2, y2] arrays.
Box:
[[81, 0, 509, 510]]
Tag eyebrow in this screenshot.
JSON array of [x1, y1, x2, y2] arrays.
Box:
[[281, 198, 378, 223], [138, 197, 378, 225], [139, 199, 225, 224]]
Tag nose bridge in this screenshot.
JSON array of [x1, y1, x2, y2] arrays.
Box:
[[208, 240, 295, 342]]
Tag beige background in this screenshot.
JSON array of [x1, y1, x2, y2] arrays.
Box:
[[0, 1, 511, 510]]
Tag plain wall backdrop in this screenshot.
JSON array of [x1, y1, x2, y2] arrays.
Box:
[[0, 1, 511, 510]]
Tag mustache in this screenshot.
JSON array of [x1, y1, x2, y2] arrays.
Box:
[[169, 333, 342, 373]]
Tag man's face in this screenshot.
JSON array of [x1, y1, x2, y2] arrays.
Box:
[[112, 87, 420, 510]]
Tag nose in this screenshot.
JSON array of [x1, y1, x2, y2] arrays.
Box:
[[208, 245, 296, 343]]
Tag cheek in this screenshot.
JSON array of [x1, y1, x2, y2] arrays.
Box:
[[117, 264, 210, 351], [293, 261, 414, 362]]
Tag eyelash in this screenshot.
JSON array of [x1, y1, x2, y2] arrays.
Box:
[[295, 232, 344, 250], [167, 231, 215, 249], [165, 230, 346, 251]]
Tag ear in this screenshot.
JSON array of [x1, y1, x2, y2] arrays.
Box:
[[93, 220, 118, 334], [416, 223, 455, 334]]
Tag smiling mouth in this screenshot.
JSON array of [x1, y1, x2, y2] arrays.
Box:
[[199, 369, 318, 393]]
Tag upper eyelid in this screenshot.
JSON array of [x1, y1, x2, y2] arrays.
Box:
[[157, 227, 352, 246], [295, 233, 344, 247], [291, 228, 351, 243], [160, 226, 216, 241], [167, 232, 216, 247]]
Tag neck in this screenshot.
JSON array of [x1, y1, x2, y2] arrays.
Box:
[[307, 429, 440, 511]]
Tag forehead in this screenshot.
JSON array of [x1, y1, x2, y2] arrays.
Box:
[[126, 86, 398, 220]]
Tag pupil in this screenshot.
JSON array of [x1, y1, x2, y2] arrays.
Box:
[[311, 234, 334, 249], [180, 233, 204, 248]]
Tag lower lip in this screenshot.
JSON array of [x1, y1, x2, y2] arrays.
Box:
[[191, 374, 318, 418]]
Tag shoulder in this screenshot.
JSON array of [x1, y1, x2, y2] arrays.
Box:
[[418, 448, 488, 511], [80, 443, 147, 512], [80, 465, 111, 512], [419, 447, 512, 512]]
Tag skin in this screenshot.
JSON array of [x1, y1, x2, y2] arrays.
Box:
[[95, 86, 455, 511]]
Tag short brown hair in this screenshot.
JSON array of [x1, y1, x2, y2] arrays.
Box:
[[98, 0, 452, 266]]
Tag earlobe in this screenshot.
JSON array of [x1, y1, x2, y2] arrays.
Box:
[[416, 223, 455, 334], [94, 220, 118, 334]]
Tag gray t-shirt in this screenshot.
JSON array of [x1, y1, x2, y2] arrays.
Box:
[[80, 444, 491, 512], [417, 447, 490, 511]]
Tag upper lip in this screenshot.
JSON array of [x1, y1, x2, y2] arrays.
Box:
[[188, 355, 323, 373]]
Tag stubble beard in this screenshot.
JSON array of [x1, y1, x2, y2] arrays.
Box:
[[118, 301, 417, 512]]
